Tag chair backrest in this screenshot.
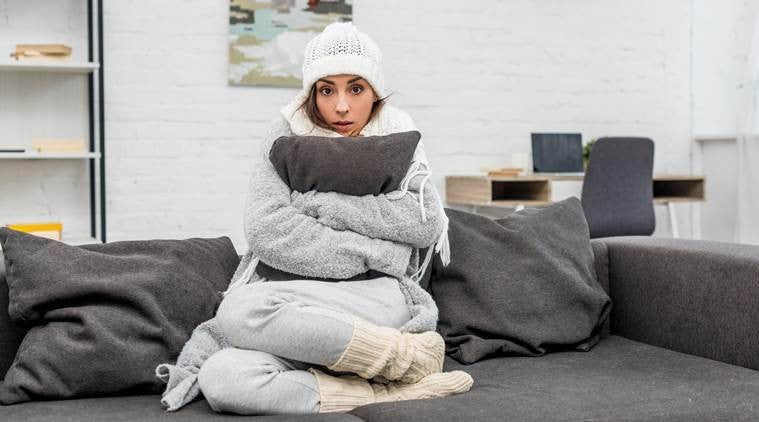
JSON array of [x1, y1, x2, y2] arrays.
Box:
[[581, 137, 655, 238]]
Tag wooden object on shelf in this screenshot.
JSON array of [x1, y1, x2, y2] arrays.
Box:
[[6, 222, 63, 241], [479, 167, 524, 177], [445, 174, 705, 207], [31, 138, 86, 153], [10, 44, 72, 61]]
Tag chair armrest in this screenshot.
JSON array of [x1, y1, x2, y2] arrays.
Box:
[[596, 236, 759, 370]]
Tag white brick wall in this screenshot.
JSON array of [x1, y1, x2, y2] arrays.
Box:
[[3, 0, 699, 250], [691, 0, 759, 242]]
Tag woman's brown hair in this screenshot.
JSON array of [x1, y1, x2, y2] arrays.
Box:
[[298, 82, 389, 135]]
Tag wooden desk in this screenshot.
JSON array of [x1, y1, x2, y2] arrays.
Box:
[[445, 174, 705, 237]]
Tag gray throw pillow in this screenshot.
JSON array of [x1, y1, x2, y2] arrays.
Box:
[[0, 228, 239, 404], [254, 261, 389, 282], [263, 130, 420, 281], [429, 198, 612, 364], [0, 251, 25, 382], [269, 130, 421, 196]]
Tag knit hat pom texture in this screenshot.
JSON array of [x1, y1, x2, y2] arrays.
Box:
[[301, 22, 385, 99]]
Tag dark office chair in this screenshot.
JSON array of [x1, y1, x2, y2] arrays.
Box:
[[581, 137, 655, 238]]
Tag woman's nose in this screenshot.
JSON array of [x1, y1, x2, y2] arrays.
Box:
[[335, 94, 349, 114]]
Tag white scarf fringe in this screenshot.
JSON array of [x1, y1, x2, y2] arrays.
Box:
[[388, 159, 452, 284]]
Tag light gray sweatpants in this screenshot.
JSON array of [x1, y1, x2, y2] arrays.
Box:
[[198, 277, 412, 415]]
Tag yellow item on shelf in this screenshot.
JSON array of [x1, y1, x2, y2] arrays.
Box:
[[31, 139, 86, 153], [6, 222, 63, 241]]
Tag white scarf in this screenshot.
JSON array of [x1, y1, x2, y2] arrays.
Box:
[[280, 99, 451, 279]]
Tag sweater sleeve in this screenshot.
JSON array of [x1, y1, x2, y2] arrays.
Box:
[[155, 318, 230, 411], [289, 173, 446, 248], [245, 117, 413, 280]]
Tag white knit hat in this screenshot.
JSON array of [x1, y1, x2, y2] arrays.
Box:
[[300, 22, 385, 99]]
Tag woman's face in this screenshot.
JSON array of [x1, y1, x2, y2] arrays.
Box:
[[314, 74, 376, 136]]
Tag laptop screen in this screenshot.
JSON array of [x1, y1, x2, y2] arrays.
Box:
[[531, 133, 584, 173]]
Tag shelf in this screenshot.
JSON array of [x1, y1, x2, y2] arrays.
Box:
[[446, 174, 705, 207], [0, 152, 101, 159], [0, 61, 100, 74], [694, 134, 737, 143], [63, 236, 102, 246], [2, 1, 106, 242]]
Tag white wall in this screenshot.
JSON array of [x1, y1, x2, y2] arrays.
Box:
[[2, 0, 698, 250], [692, 0, 759, 242]]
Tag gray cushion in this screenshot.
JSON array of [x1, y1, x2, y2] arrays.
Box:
[[429, 198, 611, 364], [263, 130, 421, 282], [599, 236, 759, 371], [0, 228, 239, 404], [350, 335, 759, 422], [0, 394, 362, 421], [269, 130, 420, 196], [0, 250, 26, 382], [255, 260, 389, 282]]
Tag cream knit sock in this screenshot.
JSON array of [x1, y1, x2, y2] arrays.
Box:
[[328, 317, 445, 384], [310, 368, 474, 413], [371, 371, 474, 403]]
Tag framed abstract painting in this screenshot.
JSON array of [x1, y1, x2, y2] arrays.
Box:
[[229, 0, 353, 87]]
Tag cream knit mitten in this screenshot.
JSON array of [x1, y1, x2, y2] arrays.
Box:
[[328, 317, 445, 384], [309, 368, 474, 413]]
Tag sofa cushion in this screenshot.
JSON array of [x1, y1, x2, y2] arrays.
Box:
[[269, 130, 420, 196], [0, 229, 239, 404], [0, 250, 26, 381], [350, 335, 759, 422], [600, 236, 759, 371], [0, 394, 363, 422], [429, 198, 611, 364]]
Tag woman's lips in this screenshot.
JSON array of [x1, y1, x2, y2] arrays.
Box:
[[333, 121, 353, 131]]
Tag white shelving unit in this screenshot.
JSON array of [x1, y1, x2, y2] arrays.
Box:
[[0, 152, 101, 159], [0, 61, 100, 74], [0, 1, 106, 244]]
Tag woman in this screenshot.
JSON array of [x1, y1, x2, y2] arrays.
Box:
[[196, 22, 473, 415]]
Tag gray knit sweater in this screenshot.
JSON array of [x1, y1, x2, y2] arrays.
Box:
[[156, 104, 448, 411]]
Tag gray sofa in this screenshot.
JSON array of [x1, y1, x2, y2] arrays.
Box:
[[2, 236, 759, 421]]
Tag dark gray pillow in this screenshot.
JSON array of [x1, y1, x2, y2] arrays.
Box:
[[0, 250, 26, 382], [269, 130, 421, 196], [429, 198, 612, 364], [0, 228, 239, 404], [262, 130, 420, 281], [254, 260, 389, 282]]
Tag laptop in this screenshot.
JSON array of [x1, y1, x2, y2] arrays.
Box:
[[531, 133, 584, 175]]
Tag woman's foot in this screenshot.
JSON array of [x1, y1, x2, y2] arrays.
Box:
[[310, 368, 474, 413], [328, 318, 445, 384]]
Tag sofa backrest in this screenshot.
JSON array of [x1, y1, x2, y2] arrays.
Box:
[[590, 240, 611, 338], [0, 244, 613, 381], [0, 252, 27, 381]]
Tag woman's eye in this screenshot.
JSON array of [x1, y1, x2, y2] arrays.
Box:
[[351, 85, 364, 94], [319, 87, 332, 95]]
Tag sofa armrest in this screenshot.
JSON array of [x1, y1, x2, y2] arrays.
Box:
[[597, 236, 759, 370]]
